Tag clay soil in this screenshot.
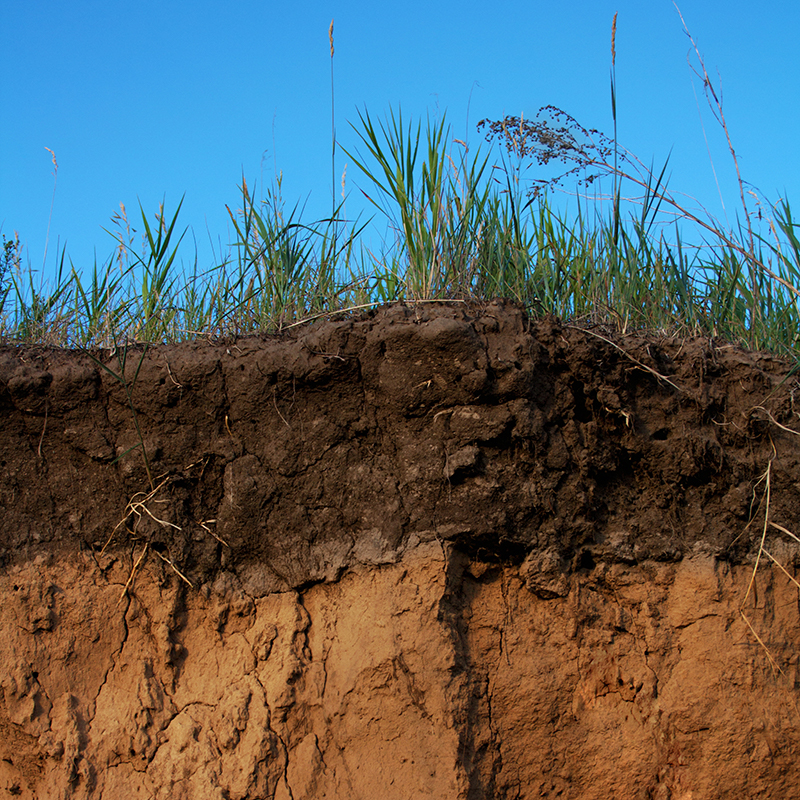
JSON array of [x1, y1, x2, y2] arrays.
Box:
[[0, 301, 799, 798]]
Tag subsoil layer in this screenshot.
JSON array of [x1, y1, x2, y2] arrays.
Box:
[[1, 301, 799, 798]]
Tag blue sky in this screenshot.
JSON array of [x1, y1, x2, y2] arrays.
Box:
[[3, 0, 798, 283]]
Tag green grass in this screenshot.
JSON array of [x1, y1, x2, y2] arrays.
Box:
[[2, 108, 798, 355], [2, 17, 799, 356]]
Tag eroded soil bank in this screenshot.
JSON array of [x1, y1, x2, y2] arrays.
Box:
[[1, 302, 799, 798]]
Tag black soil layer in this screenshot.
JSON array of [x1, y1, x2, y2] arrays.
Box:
[[1, 302, 799, 590]]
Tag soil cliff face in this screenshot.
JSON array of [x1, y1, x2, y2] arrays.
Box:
[[0, 302, 799, 798]]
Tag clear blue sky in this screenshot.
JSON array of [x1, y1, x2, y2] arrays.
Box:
[[3, 0, 798, 283]]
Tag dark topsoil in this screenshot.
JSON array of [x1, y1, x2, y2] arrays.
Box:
[[1, 302, 799, 592]]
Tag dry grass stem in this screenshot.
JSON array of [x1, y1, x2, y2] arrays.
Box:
[[197, 519, 229, 548], [118, 542, 149, 605], [575, 327, 683, 392], [738, 609, 784, 675], [762, 548, 800, 591], [751, 406, 800, 437], [736, 457, 797, 676], [742, 460, 772, 608], [37, 401, 48, 457], [769, 521, 800, 545], [153, 549, 194, 588]]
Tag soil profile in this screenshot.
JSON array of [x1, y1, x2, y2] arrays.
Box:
[[1, 301, 798, 798]]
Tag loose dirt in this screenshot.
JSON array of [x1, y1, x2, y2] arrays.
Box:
[[1, 302, 798, 798]]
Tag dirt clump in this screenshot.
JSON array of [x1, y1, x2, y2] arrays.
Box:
[[0, 302, 798, 798]]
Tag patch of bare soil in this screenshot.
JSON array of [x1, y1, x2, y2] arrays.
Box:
[[0, 302, 798, 798]]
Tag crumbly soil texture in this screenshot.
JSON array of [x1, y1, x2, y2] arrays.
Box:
[[1, 302, 799, 799]]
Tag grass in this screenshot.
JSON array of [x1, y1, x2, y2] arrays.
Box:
[[3, 133, 797, 354], [1, 15, 798, 357]]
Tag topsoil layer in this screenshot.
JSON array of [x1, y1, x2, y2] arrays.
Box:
[[1, 301, 798, 579]]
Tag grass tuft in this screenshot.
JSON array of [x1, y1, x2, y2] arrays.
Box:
[[2, 13, 798, 358]]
